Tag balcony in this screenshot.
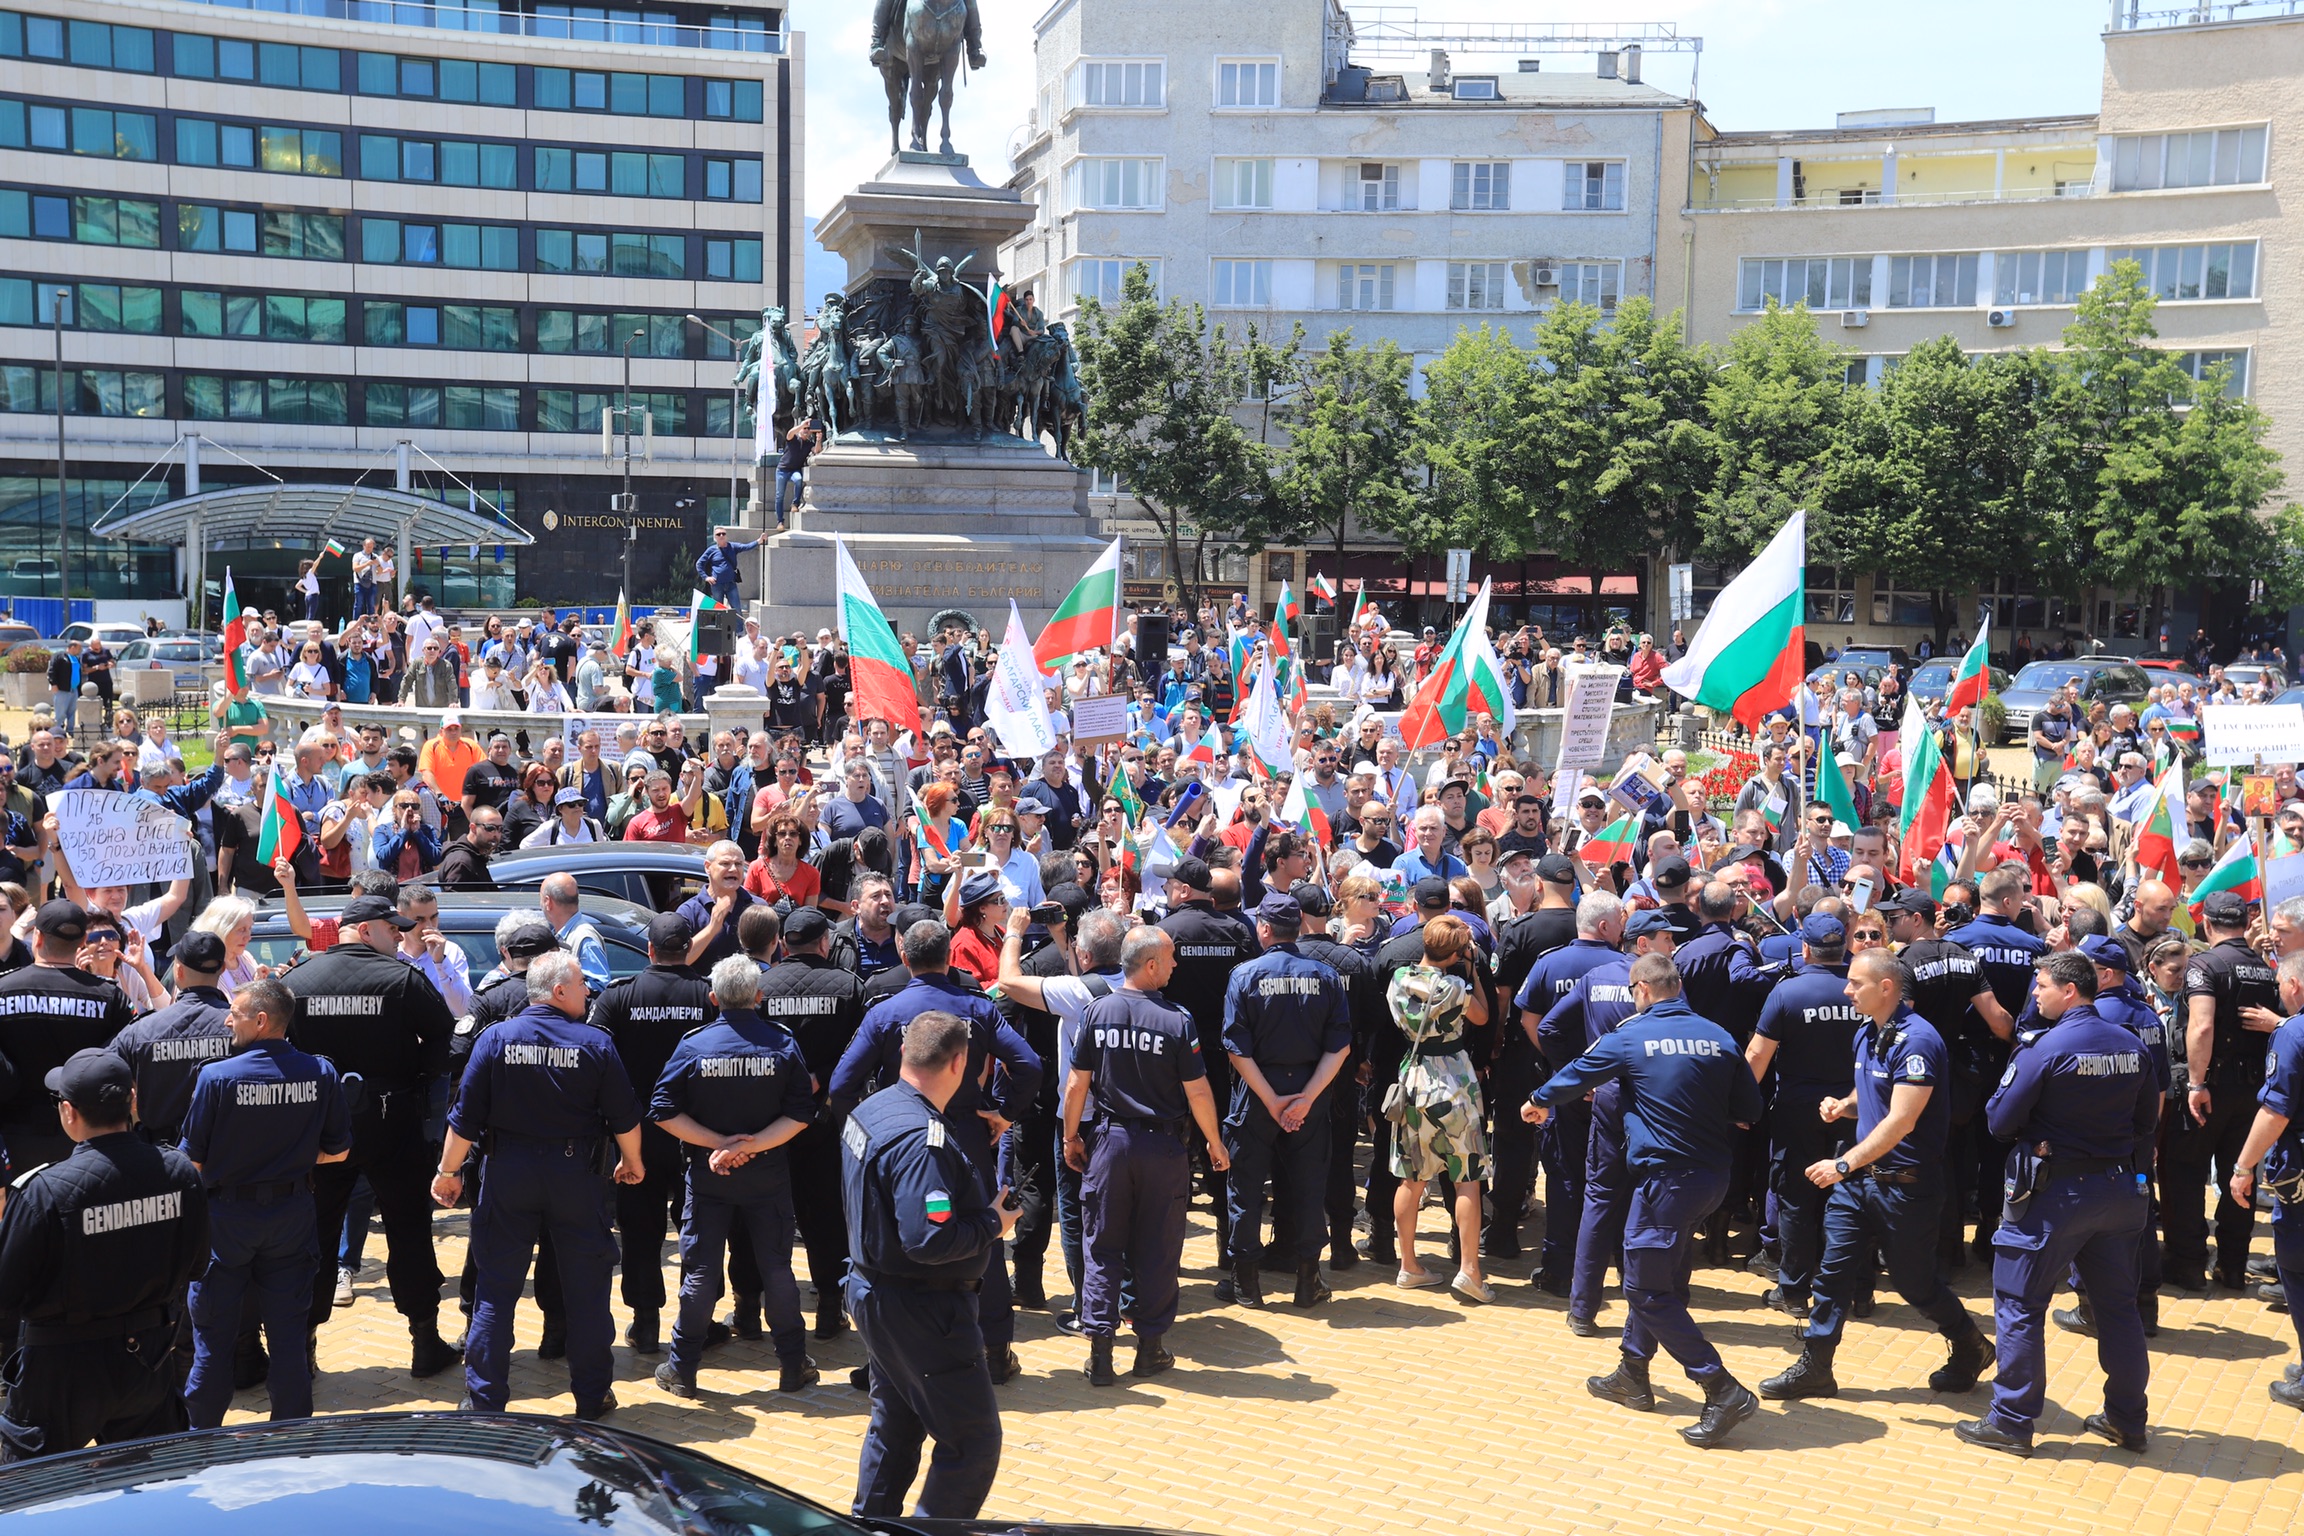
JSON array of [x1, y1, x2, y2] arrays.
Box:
[[1691, 146, 2102, 212], [164, 0, 785, 53], [2109, 0, 2304, 29]]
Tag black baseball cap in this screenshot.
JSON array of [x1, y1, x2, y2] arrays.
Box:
[[1536, 853, 1578, 884], [2201, 890, 2249, 926], [1289, 881, 1334, 919], [1169, 857, 1212, 892], [46, 1047, 132, 1117], [1651, 856, 1693, 891], [1882, 887, 1936, 919], [341, 894, 417, 929], [1412, 876, 1453, 911], [32, 900, 88, 941], [503, 923, 561, 960], [169, 931, 229, 972], [782, 906, 831, 947], [647, 912, 697, 954]]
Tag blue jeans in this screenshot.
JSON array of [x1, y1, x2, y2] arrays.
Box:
[[774, 467, 804, 523]]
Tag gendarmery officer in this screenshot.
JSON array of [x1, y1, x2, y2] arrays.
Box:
[[1220, 891, 1352, 1311], [436, 949, 645, 1420], [0, 901, 139, 1176], [1523, 953, 1765, 1448], [2166, 889, 2278, 1292], [1517, 891, 1630, 1297], [649, 954, 820, 1398], [2231, 949, 2304, 1412], [841, 1009, 1024, 1520], [108, 933, 236, 1145], [179, 976, 351, 1428], [1955, 950, 2159, 1457], [1760, 949, 1992, 1403], [759, 904, 869, 1341], [284, 891, 459, 1376], [0, 1049, 206, 1461], [1744, 914, 1860, 1318], [1063, 925, 1228, 1385], [1157, 857, 1258, 1269]]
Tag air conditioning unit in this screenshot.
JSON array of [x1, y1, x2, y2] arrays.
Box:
[[1986, 308, 2018, 328], [1530, 265, 1558, 287], [1839, 309, 1869, 328]]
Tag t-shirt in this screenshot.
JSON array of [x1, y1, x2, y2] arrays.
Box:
[[742, 857, 820, 907], [461, 757, 521, 811], [419, 736, 482, 800], [624, 804, 690, 844], [823, 794, 888, 843]]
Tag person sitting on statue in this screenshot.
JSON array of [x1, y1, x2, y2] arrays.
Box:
[[871, 0, 986, 73]]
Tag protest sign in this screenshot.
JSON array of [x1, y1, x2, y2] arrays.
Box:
[[2200, 703, 2304, 765], [1071, 693, 1130, 748], [54, 788, 194, 887], [1554, 665, 1621, 779]]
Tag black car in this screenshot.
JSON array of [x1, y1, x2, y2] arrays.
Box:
[[245, 890, 656, 983], [0, 1412, 1190, 1536], [1906, 658, 2011, 707], [478, 843, 712, 913], [1995, 657, 2156, 744]]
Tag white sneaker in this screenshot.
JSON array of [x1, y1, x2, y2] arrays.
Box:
[[1451, 1271, 1495, 1305], [333, 1269, 355, 1308], [1395, 1267, 1445, 1290]]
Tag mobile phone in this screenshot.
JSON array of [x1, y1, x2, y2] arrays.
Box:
[[1848, 875, 1875, 914]]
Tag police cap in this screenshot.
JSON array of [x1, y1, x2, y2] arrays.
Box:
[[783, 907, 831, 947], [1255, 892, 1303, 933], [45, 1047, 132, 1118], [2076, 934, 2132, 973], [2201, 889, 2249, 926], [647, 911, 696, 954], [1623, 908, 1675, 938], [169, 931, 229, 972], [1169, 857, 1212, 892], [1800, 913, 1848, 946], [341, 894, 417, 929], [32, 899, 87, 941]]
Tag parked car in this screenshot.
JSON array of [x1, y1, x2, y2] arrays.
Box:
[[1906, 658, 2012, 707], [1995, 657, 2156, 743], [478, 842, 711, 913], [2136, 657, 2201, 679], [57, 620, 150, 649], [1831, 645, 1913, 671], [118, 635, 214, 691], [2222, 662, 2288, 696], [243, 889, 655, 981]]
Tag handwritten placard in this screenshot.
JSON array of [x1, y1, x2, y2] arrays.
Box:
[[1070, 693, 1130, 747], [54, 788, 194, 887], [1554, 664, 1621, 777]]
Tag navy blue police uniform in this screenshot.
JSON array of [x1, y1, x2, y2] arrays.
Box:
[[1517, 931, 1623, 1290], [1750, 948, 1860, 1306], [1532, 995, 1764, 1411], [758, 933, 868, 1336], [651, 1006, 818, 1382], [1159, 881, 1258, 1258], [1894, 911, 2001, 1258], [1074, 985, 1205, 1341], [0, 953, 138, 1175], [1220, 899, 1350, 1288], [1292, 912, 1380, 1270], [108, 982, 234, 1143], [1946, 907, 2047, 1242], [450, 960, 566, 1345], [830, 970, 1041, 1366], [841, 1079, 1007, 1519], [2077, 936, 2172, 1322], [1487, 893, 1578, 1259], [1970, 998, 2159, 1452], [179, 1033, 351, 1426], [2259, 1012, 2304, 1388], [451, 998, 643, 1415], [2165, 926, 2278, 1287], [0, 1051, 207, 1461]]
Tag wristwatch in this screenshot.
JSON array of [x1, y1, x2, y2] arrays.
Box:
[[2188, 1082, 2210, 1093], [1833, 1159, 1852, 1178]]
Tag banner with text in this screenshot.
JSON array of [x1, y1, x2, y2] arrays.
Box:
[[1554, 665, 1623, 780], [54, 788, 194, 887], [2201, 703, 2304, 765]]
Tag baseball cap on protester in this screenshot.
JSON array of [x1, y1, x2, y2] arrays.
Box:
[[45, 1048, 133, 1119], [1650, 856, 1693, 892], [1536, 853, 1578, 885], [1411, 876, 1453, 911], [503, 924, 562, 960], [339, 895, 417, 930], [647, 912, 697, 954], [782, 907, 832, 947]]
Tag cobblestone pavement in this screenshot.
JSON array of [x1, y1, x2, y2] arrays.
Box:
[[249, 1190, 2304, 1536]]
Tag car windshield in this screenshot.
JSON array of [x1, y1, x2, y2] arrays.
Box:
[[1909, 662, 1952, 688], [2013, 663, 2088, 691], [623, 1441, 859, 1536]]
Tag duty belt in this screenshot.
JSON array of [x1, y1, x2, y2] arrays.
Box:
[[22, 1305, 168, 1346], [493, 1131, 604, 1158], [208, 1178, 307, 1203], [1858, 1167, 1920, 1186], [855, 1265, 982, 1294], [2040, 1155, 2131, 1181], [1105, 1115, 1187, 1138]]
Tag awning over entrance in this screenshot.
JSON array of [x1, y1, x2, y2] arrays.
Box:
[[88, 484, 533, 552]]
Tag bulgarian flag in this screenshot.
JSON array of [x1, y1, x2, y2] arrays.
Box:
[[1346, 586, 1372, 633], [1268, 619, 1307, 712], [1282, 769, 1332, 848], [1661, 509, 1807, 730], [1033, 537, 1121, 670], [221, 566, 249, 693], [1398, 579, 1516, 748], [2187, 831, 2263, 925], [1930, 821, 1966, 899], [910, 787, 952, 859], [835, 538, 920, 728], [2133, 762, 2185, 892], [987, 275, 1011, 343], [255, 764, 303, 865], [2168, 712, 2203, 750], [689, 589, 723, 665], [1895, 694, 1954, 888], [321, 536, 348, 561], [1275, 579, 1301, 630], [1817, 733, 1861, 836], [1941, 617, 1992, 714], [610, 587, 633, 657], [1182, 722, 1223, 772], [1308, 573, 1337, 607], [1579, 809, 1641, 868]]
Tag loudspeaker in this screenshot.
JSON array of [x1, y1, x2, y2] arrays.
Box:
[[693, 605, 740, 654], [1135, 612, 1171, 665]]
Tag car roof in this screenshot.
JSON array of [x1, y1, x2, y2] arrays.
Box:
[[488, 844, 710, 872], [247, 890, 653, 932]]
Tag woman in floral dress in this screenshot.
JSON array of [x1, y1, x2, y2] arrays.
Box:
[[1385, 915, 1493, 1303]]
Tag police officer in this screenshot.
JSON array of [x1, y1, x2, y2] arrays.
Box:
[[831, 917, 1041, 1383], [587, 911, 713, 1354], [284, 891, 459, 1375], [1884, 888, 2013, 1265], [1744, 914, 1860, 1315], [1524, 954, 1765, 1448], [1946, 867, 2047, 1254], [1220, 891, 1352, 1310], [1954, 949, 2159, 1456], [1289, 883, 1380, 1271], [2232, 949, 2304, 1410], [1540, 907, 1674, 1335], [179, 976, 352, 1427], [0, 1049, 206, 1460], [1159, 857, 1258, 1266], [841, 1009, 1023, 1520], [1487, 855, 1580, 1262], [435, 948, 645, 1420], [1517, 890, 1629, 1296], [1063, 926, 1228, 1385], [108, 932, 236, 1144], [0, 901, 138, 1175], [1761, 949, 1992, 1401], [2055, 934, 2172, 1338], [650, 954, 820, 1397], [760, 904, 868, 1339], [2166, 889, 2278, 1291]]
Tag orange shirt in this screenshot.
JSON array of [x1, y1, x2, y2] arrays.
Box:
[[418, 735, 482, 800]]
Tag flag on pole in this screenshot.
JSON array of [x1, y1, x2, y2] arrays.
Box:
[[1307, 573, 1337, 607], [986, 600, 1058, 759], [1033, 537, 1123, 670], [2134, 762, 2185, 892], [1397, 579, 1516, 749], [1660, 509, 1808, 730], [2187, 832, 2262, 926], [221, 567, 249, 693], [1942, 617, 1993, 715], [1275, 579, 1300, 630], [1894, 694, 1954, 888], [1241, 655, 1293, 773], [255, 765, 303, 866], [987, 274, 1011, 343], [1182, 723, 1223, 772], [910, 788, 952, 859], [610, 588, 633, 657], [1817, 739, 1861, 836], [321, 536, 348, 560], [834, 537, 921, 728], [1930, 821, 1966, 899], [1578, 810, 1642, 868], [1346, 586, 1371, 634], [688, 589, 722, 666], [1112, 765, 1145, 827], [1281, 770, 1332, 848], [1267, 619, 1307, 712]]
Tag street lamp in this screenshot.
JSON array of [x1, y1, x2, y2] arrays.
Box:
[[615, 327, 646, 602], [50, 285, 69, 603], [685, 313, 746, 521]]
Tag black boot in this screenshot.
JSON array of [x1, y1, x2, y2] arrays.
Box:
[[537, 1320, 567, 1360], [777, 1354, 821, 1392], [1293, 1260, 1331, 1308], [1680, 1373, 1759, 1448], [1759, 1342, 1839, 1400], [731, 1293, 763, 1340], [1231, 1258, 1265, 1309], [1260, 1246, 1294, 1274], [813, 1300, 846, 1340], [2053, 1295, 2098, 1337], [1930, 1324, 1992, 1393], [1329, 1227, 1359, 1270], [1132, 1334, 1174, 1378], [409, 1324, 461, 1379], [1586, 1351, 1654, 1411], [1013, 1269, 1047, 1309], [2083, 1412, 2147, 1452], [1085, 1334, 1117, 1387]]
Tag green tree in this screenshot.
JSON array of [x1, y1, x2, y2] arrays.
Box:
[[1272, 330, 1421, 572], [1415, 323, 1538, 564], [1700, 302, 1855, 561]]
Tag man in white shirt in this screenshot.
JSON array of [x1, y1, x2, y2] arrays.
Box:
[[404, 595, 447, 655], [135, 719, 184, 777], [396, 884, 473, 1014], [734, 636, 772, 693]]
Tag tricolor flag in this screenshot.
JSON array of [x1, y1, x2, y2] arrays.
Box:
[[1282, 770, 1332, 849], [1762, 792, 1789, 836], [2134, 762, 2185, 892], [1578, 810, 1642, 868], [1930, 820, 1966, 899], [1182, 723, 1223, 771], [1034, 537, 1122, 671], [1346, 587, 1372, 633], [255, 765, 303, 866], [221, 567, 249, 693], [610, 587, 633, 657], [1308, 573, 1338, 607], [835, 537, 921, 728], [1661, 509, 1807, 730], [1942, 617, 1992, 715], [2168, 713, 2203, 750], [321, 536, 348, 560], [987, 275, 1011, 343], [1240, 656, 1292, 774], [1275, 579, 1300, 630], [1397, 579, 1517, 749], [911, 788, 952, 859], [2188, 832, 2262, 926], [1267, 619, 1307, 712], [689, 589, 723, 665], [1894, 694, 1954, 889], [1817, 734, 1861, 836]]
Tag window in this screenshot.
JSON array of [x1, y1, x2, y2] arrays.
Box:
[[1451, 78, 1499, 100], [1210, 258, 1271, 308], [361, 218, 517, 270], [1068, 258, 1159, 306], [1216, 60, 1276, 108], [1808, 567, 1859, 626], [1448, 261, 1507, 311], [703, 157, 763, 202], [366, 136, 514, 188], [1072, 60, 1163, 108], [535, 389, 686, 435], [1737, 256, 1874, 311], [0, 191, 161, 248], [0, 14, 154, 72], [0, 280, 161, 334], [175, 118, 338, 175], [2107, 242, 2258, 301], [0, 366, 166, 417], [1886, 253, 1978, 308], [366, 383, 520, 431], [0, 99, 157, 161], [1089, 466, 1127, 498], [1214, 157, 1273, 210], [182, 375, 348, 425], [1069, 158, 1162, 211], [530, 66, 686, 116], [1556, 261, 1620, 311], [1451, 161, 1509, 211], [1993, 249, 2090, 306], [1356, 162, 1399, 212], [2174, 349, 2249, 398], [177, 205, 341, 259], [2110, 127, 2267, 191], [1563, 161, 1625, 211], [180, 291, 345, 343], [1336, 262, 1395, 311], [702, 79, 765, 121], [1870, 579, 1936, 629]]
